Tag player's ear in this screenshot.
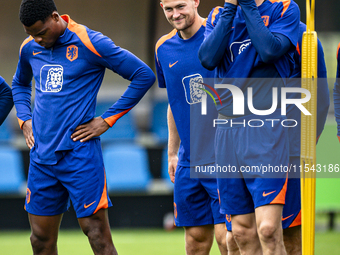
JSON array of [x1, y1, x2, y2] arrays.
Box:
[[51, 11, 59, 22]]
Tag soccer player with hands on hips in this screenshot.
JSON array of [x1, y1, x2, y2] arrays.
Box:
[[199, 0, 300, 254], [0, 76, 13, 126], [12, 0, 155, 254], [156, 0, 239, 254]]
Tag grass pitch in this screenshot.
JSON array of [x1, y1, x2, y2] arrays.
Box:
[[0, 229, 340, 254], [1, 124, 339, 254]]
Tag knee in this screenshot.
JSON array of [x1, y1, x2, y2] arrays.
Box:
[[30, 231, 57, 254], [227, 232, 239, 252], [79, 210, 117, 254], [81, 223, 91, 237], [185, 226, 214, 252], [81, 220, 111, 248], [84, 227, 102, 244], [80, 216, 103, 242], [258, 223, 280, 243], [214, 229, 227, 248], [81, 223, 117, 255], [232, 225, 258, 246], [186, 227, 213, 244]]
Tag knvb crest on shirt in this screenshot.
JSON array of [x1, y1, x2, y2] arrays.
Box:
[[182, 74, 206, 105], [262, 16, 270, 27], [67, 45, 78, 62], [40, 65, 64, 92]]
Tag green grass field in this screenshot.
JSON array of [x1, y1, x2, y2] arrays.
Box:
[[0, 229, 340, 255], [316, 123, 340, 212], [0, 123, 339, 254]]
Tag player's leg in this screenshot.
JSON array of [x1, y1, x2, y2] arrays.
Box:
[[214, 123, 257, 254], [199, 176, 228, 255], [255, 204, 286, 255], [283, 226, 301, 255], [246, 176, 288, 255], [283, 156, 302, 255], [175, 166, 217, 255], [226, 231, 240, 255], [224, 217, 240, 255], [184, 225, 214, 255], [218, 177, 262, 254], [244, 112, 289, 254], [28, 213, 63, 255], [245, 175, 288, 255], [78, 209, 117, 255], [214, 223, 228, 255], [25, 161, 70, 255], [58, 139, 115, 254], [231, 213, 262, 254]]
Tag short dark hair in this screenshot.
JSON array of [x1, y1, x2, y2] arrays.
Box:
[[19, 0, 57, 27]]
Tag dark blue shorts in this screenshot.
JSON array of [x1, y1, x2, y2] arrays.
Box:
[[215, 111, 289, 215], [225, 157, 300, 231], [173, 164, 225, 227], [25, 139, 112, 218]]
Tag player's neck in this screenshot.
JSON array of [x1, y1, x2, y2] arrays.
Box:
[[179, 16, 204, 40], [59, 16, 68, 36], [256, 0, 267, 6]]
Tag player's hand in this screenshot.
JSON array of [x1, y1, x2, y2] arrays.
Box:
[[71, 117, 110, 143], [225, 0, 238, 5], [168, 154, 178, 183], [22, 119, 34, 149]]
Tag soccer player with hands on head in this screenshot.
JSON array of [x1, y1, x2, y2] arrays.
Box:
[[12, 0, 155, 254], [199, 0, 300, 254]]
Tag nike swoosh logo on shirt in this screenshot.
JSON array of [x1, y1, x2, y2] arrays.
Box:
[[33, 51, 42, 56], [169, 61, 178, 68]]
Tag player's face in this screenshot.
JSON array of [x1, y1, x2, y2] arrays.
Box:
[[24, 12, 62, 49], [161, 0, 198, 31]]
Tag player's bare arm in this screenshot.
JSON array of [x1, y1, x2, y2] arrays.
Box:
[[22, 119, 34, 149], [71, 117, 110, 143], [167, 105, 180, 183], [225, 0, 238, 5]]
